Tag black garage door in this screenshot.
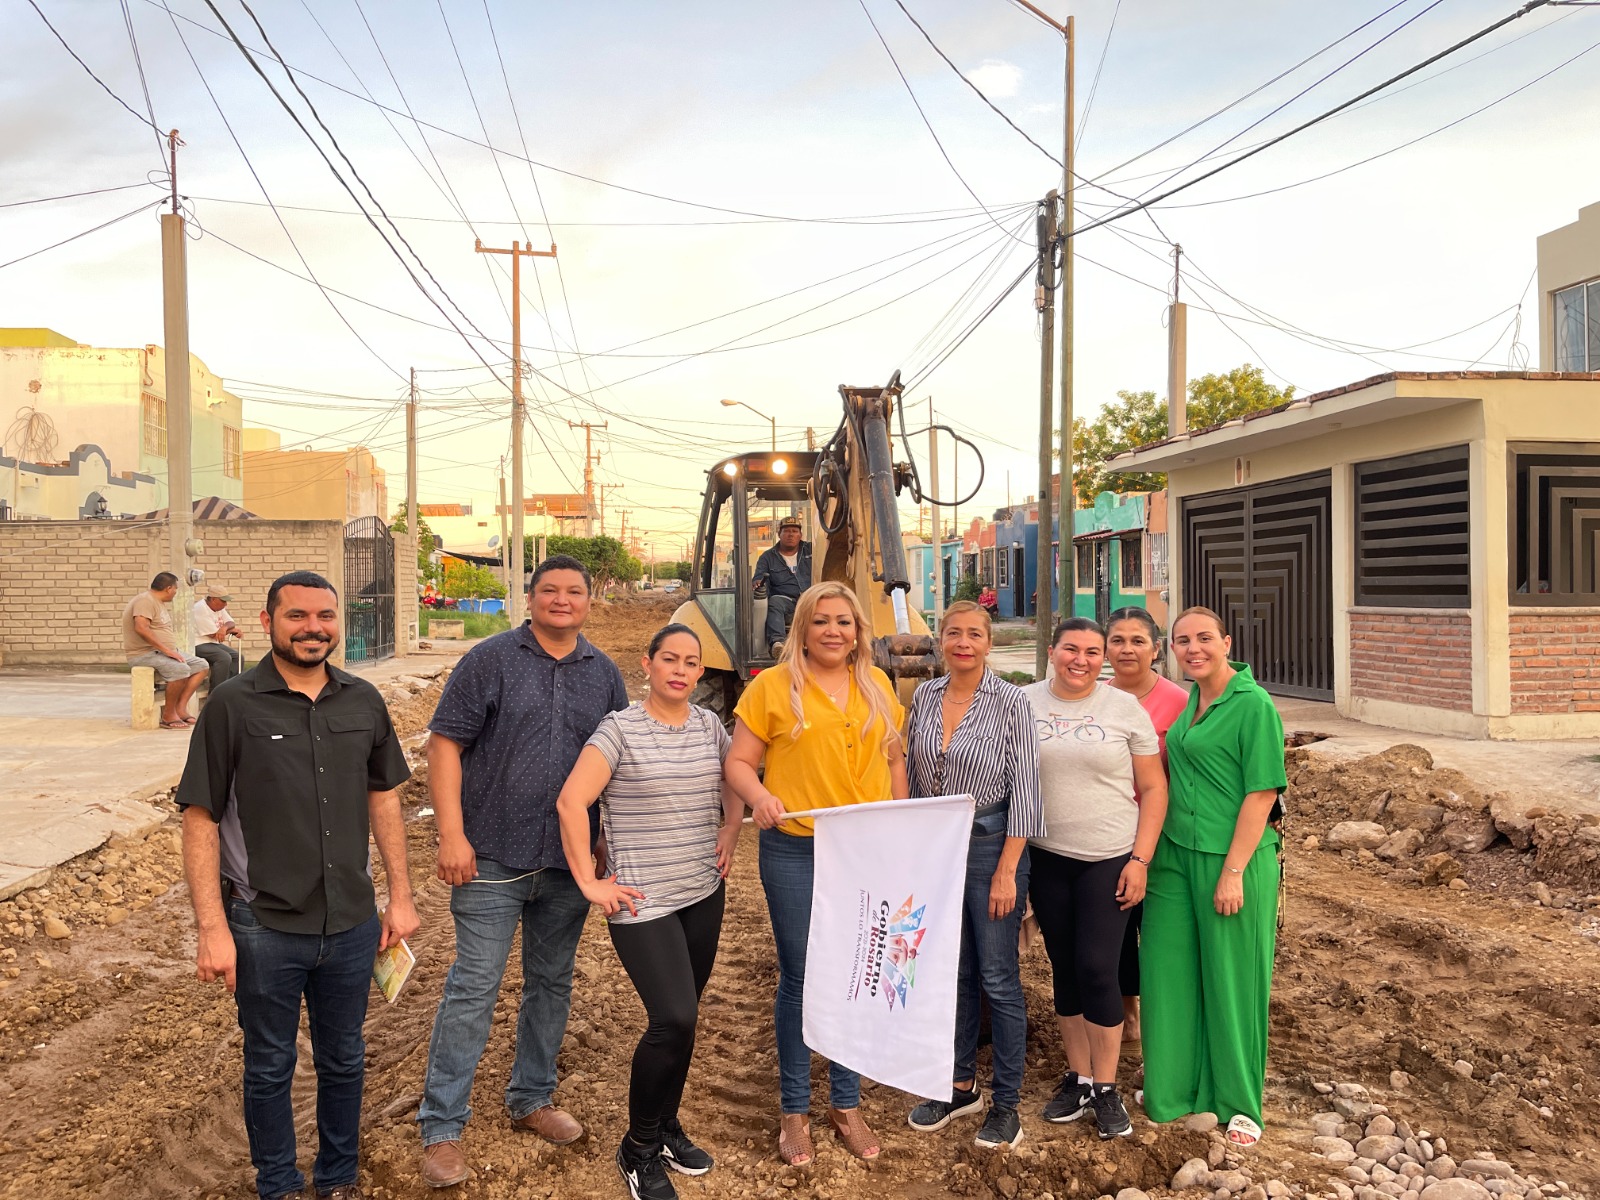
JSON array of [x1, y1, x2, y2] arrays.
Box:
[[1181, 472, 1333, 700]]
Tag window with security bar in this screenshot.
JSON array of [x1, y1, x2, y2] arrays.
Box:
[[1554, 280, 1600, 372], [1354, 446, 1469, 608], [1509, 444, 1600, 604]]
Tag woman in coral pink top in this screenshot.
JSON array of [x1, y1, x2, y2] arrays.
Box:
[[1106, 607, 1189, 1039]]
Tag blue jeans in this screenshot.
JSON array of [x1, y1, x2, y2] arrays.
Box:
[[764, 594, 797, 648], [228, 898, 380, 1199], [418, 859, 591, 1145], [953, 821, 1030, 1108], [758, 828, 860, 1114]]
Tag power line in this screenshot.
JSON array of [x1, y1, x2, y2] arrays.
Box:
[[24, 0, 164, 137], [0, 182, 155, 208], [0, 198, 163, 272], [858, 0, 1031, 245], [1075, 0, 1122, 150], [117, 0, 167, 163], [1071, 0, 1559, 239]]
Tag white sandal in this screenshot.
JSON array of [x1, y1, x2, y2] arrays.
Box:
[[1226, 1114, 1262, 1147]]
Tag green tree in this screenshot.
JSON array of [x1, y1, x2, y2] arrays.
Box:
[[1063, 364, 1294, 504], [442, 558, 506, 600], [953, 573, 982, 603], [526, 534, 639, 594], [391, 509, 442, 588]]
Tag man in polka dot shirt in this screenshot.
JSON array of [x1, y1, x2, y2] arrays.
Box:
[[416, 555, 629, 1188]]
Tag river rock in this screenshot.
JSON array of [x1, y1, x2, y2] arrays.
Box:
[[1392, 1071, 1413, 1091], [1317, 1137, 1356, 1157], [1117, 1190, 1150, 1200], [1377, 829, 1425, 861], [1460, 1162, 1516, 1180], [1453, 1060, 1475, 1079], [1530, 882, 1554, 907], [1441, 812, 1498, 854], [1174, 1159, 1212, 1190], [43, 917, 70, 940], [1367, 1115, 1397, 1138], [1421, 1181, 1493, 1200], [1429, 1157, 1459, 1180], [1185, 1113, 1221, 1133], [1420, 854, 1463, 886], [1328, 821, 1389, 852], [1313, 1113, 1349, 1137], [1360, 1138, 1406, 1163]]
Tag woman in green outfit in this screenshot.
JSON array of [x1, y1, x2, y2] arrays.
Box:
[[1140, 606, 1287, 1148]]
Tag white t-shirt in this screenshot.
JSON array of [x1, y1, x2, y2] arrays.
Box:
[[1023, 680, 1159, 861], [780, 551, 798, 572], [192, 600, 233, 640]]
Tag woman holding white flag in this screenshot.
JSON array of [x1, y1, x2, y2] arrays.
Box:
[[556, 624, 744, 1200], [725, 581, 908, 1167], [903, 600, 1042, 1150], [1025, 617, 1169, 1141]]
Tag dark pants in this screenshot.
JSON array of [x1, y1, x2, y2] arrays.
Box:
[[953, 818, 1030, 1107], [765, 594, 798, 648], [195, 641, 239, 692], [1029, 847, 1131, 1028], [228, 898, 381, 1199], [1119, 901, 1143, 997], [608, 885, 726, 1147]]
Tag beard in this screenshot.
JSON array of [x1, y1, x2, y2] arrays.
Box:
[[271, 627, 338, 667]]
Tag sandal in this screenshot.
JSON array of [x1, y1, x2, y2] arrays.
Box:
[[1226, 1114, 1262, 1148], [827, 1106, 881, 1160], [159, 718, 188, 729], [778, 1113, 813, 1166]]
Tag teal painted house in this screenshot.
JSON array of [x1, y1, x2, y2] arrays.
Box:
[[1071, 491, 1149, 623]]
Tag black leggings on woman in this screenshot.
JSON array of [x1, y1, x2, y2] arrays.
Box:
[[607, 883, 726, 1146], [1029, 847, 1130, 1029]]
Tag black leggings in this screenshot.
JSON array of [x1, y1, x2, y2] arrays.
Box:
[[1119, 901, 1142, 998], [607, 884, 726, 1146], [1029, 847, 1130, 1028]]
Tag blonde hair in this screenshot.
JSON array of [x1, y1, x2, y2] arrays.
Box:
[[779, 581, 901, 751], [940, 599, 992, 638], [1174, 605, 1228, 636]]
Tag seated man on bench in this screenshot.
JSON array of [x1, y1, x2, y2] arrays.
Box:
[[191, 582, 242, 692], [751, 516, 812, 658], [123, 572, 208, 728]]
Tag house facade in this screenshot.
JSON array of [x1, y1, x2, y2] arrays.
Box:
[[242, 428, 388, 522]]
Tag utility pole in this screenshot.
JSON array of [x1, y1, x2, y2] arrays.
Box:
[[475, 238, 555, 626], [1034, 191, 1059, 680], [406, 367, 418, 555], [1057, 14, 1078, 630], [929, 394, 943, 628], [1168, 244, 1188, 436], [600, 482, 622, 538], [497, 461, 510, 596], [619, 509, 629, 548], [567, 419, 606, 509], [161, 129, 197, 660]]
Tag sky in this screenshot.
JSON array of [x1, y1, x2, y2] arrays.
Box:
[[4, 0, 1598, 556]]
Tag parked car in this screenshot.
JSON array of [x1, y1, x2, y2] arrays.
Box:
[[662, 579, 682, 593]]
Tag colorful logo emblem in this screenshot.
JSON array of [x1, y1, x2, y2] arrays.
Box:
[[850, 892, 927, 1011]]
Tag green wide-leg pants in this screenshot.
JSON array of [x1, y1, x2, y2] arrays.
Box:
[[1139, 834, 1278, 1127]]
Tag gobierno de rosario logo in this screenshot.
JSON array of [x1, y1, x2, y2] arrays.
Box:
[[848, 891, 928, 1011]]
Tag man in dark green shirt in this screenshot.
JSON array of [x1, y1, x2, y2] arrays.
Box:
[[179, 570, 417, 1200]]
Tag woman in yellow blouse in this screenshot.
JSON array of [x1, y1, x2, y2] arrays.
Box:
[[725, 581, 908, 1167]]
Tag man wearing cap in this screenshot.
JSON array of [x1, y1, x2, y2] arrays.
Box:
[[193, 582, 243, 693], [752, 517, 812, 657]]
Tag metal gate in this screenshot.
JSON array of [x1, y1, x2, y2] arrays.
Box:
[[343, 516, 395, 663], [1182, 472, 1333, 700]]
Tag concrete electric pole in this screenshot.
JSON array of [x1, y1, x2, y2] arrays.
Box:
[[1034, 190, 1059, 680], [161, 129, 197, 657], [474, 238, 555, 626]]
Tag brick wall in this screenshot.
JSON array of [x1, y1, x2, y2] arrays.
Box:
[[1508, 610, 1600, 714], [1349, 610, 1473, 712], [0, 518, 345, 668]]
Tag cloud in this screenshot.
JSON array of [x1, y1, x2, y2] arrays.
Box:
[[967, 59, 1023, 99]]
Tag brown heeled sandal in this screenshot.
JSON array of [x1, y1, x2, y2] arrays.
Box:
[[826, 1106, 881, 1160], [778, 1113, 814, 1166]]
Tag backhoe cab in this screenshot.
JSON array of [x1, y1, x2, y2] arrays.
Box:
[[670, 379, 940, 721]]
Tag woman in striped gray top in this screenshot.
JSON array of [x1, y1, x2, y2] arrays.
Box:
[[556, 623, 744, 1200], [903, 600, 1043, 1151]]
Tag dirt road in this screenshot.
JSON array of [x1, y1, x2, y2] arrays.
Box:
[[1, 595, 1596, 1198]]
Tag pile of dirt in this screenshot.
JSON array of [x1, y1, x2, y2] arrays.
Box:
[[1286, 746, 1600, 900]]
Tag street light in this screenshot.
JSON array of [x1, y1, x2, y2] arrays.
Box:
[[720, 398, 776, 450]]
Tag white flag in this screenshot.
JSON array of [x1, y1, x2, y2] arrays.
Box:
[[800, 793, 973, 1102]]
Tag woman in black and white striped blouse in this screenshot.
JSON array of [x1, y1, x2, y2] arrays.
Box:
[[903, 600, 1043, 1151]]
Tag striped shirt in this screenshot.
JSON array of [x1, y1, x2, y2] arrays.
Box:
[[587, 704, 730, 925], [905, 670, 1045, 839]]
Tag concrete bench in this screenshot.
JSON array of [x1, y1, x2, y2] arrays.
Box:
[[131, 666, 210, 731], [429, 619, 466, 639]]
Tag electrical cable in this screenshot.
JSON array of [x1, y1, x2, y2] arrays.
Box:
[[858, 0, 1031, 245], [0, 198, 164, 272], [117, 0, 168, 164], [1075, 0, 1121, 150], [1071, 0, 1559, 238], [1, 182, 156, 208], [25, 0, 164, 137]]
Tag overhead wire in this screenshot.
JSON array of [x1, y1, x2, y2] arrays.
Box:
[[117, 0, 168, 164], [24, 0, 165, 139], [1, 182, 158, 208], [0, 198, 165, 272], [1074, 0, 1121, 150]]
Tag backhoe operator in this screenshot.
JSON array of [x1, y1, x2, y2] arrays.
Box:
[[752, 516, 812, 657]]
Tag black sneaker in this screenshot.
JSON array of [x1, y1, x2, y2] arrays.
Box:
[[908, 1087, 985, 1132], [659, 1118, 713, 1176], [1091, 1085, 1133, 1139], [974, 1103, 1023, 1149], [1041, 1072, 1093, 1123], [617, 1137, 677, 1200]]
